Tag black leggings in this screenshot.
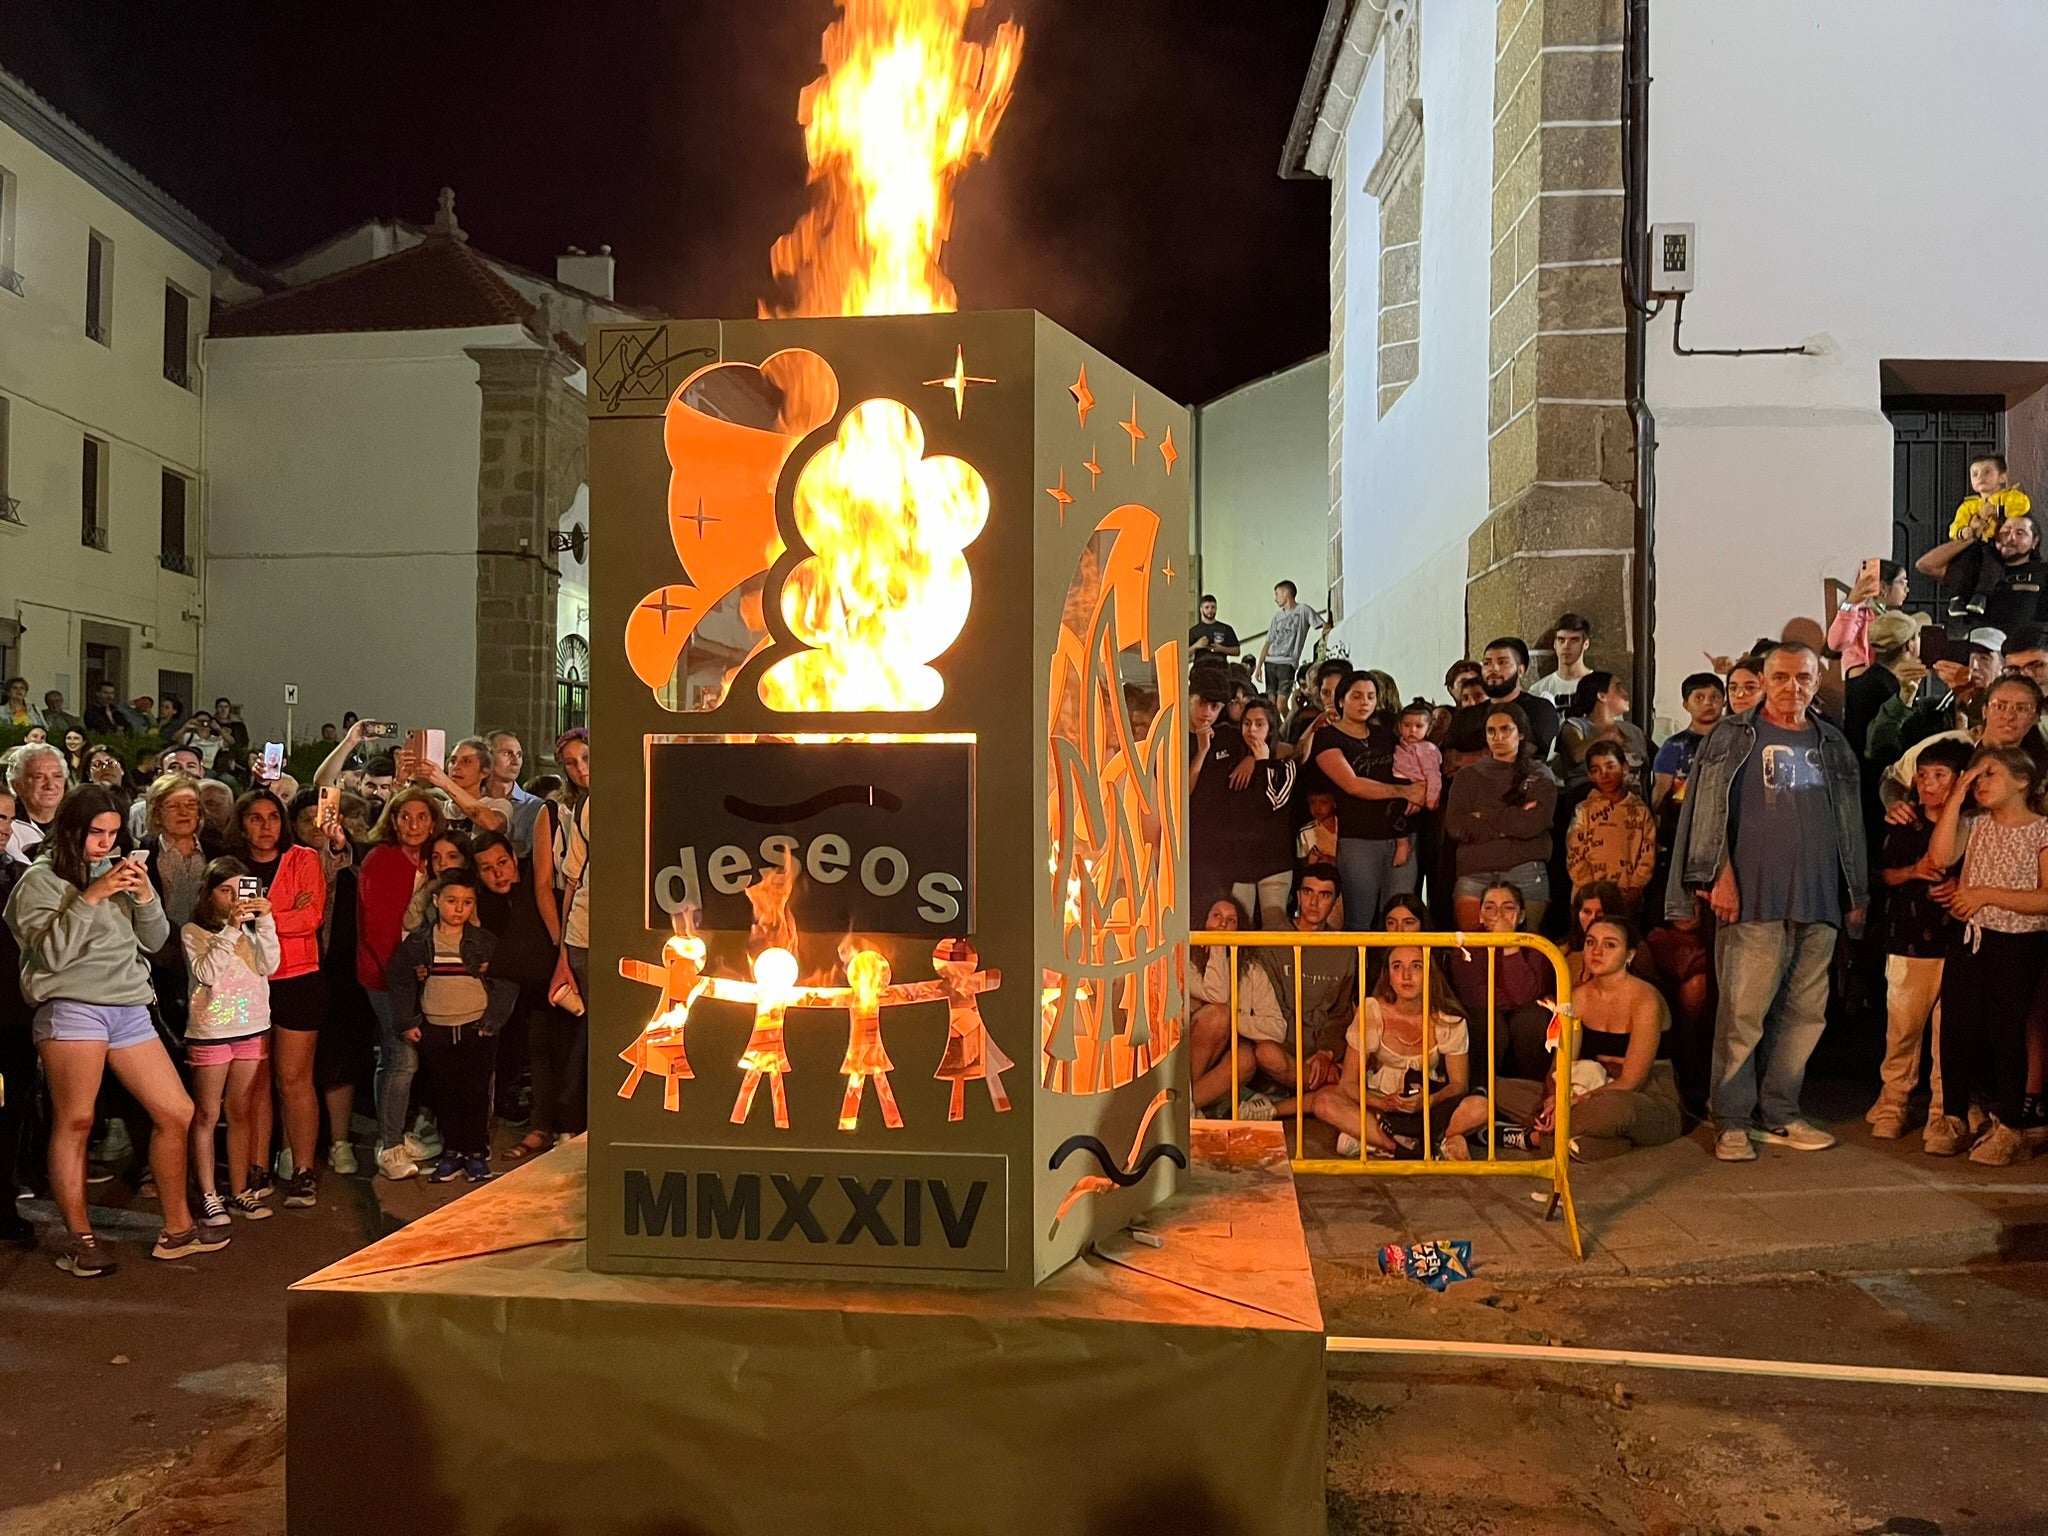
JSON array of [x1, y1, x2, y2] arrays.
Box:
[[1941, 929, 2047, 1125], [416, 1025, 498, 1158]]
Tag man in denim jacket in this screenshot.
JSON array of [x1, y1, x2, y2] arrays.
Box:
[[1665, 642, 1868, 1161]]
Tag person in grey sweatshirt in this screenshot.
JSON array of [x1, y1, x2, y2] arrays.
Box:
[[1444, 700, 1561, 933], [4, 785, 228, 1275]]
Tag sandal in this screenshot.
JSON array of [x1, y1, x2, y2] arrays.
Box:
[[502, 1133, 553, 1163]]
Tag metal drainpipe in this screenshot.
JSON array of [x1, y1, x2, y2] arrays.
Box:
[[1623, 0, 1656, 719]]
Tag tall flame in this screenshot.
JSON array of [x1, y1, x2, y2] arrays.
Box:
[[769, 0, 1025, 320]]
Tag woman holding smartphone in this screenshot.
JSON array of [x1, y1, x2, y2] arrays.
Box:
[[232, 788, 331, 1206], [3, 785, 227, 1274], [357, 786, 447, 1179]]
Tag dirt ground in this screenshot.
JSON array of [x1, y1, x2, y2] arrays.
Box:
[[5, 1175, 2046, 1536]]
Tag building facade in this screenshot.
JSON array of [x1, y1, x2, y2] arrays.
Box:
[[1291, 0, 2048, 725], [0, 69, 234, 721], [202, 194, 638, 750]]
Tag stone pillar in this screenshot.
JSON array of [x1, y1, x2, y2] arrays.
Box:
[[469, 343, 585, 756], [1468, 0, 1634, 677]]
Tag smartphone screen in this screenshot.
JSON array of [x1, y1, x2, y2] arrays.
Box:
[[262, 741, 285, 779], [361, 720, 398, 742], [235, 875, 261, 902], [317, 784, 341, 829]]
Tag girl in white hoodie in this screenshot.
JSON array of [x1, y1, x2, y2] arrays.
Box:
[[183, 858, 279, 1226]]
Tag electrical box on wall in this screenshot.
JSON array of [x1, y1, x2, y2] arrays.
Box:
[[1650, 222, 1696, 295]]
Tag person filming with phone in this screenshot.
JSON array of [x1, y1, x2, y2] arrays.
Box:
[[404, 736, 509, 839], [4, 786, 228, 1274]]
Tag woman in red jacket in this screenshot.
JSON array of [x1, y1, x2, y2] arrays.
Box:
[[357, 787, 445, 1180], [232, 788, 344, 1208]]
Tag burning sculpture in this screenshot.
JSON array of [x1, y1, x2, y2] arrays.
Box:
[[584, 0, 1188, 1287]]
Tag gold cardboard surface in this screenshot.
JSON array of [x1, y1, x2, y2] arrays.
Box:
[[287, 1125, 1326, 1536]]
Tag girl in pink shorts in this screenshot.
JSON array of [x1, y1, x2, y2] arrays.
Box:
[[183, 858, 279, 1225]]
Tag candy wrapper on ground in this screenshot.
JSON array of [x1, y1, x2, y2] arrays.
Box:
[[1378, 1239, 1475, 1290]]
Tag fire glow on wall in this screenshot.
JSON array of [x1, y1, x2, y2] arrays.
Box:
[[582, 1, 1190, 1287]]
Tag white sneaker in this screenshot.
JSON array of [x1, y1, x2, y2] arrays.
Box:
[[407, 1114, 444, 1160], [1715, 1129, 1758, 1162], [1335, 1132, 1363, 1158], [196, 1191, 232, 1229], [1238, 1093, 1279, 1122], [1752, 1119, 1836, 1152], [329, 1140, 359, 1176], [377, 1144, 420, 1181]]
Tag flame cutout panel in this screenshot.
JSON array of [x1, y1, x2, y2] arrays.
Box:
[[627, 351, 839, 709], [1043, 502, 1186, 1096], [760, 396, 990, 712]]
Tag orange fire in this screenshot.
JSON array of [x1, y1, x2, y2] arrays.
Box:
[[760, 398, 989, 711], [754, 0, 1020, 713], [769, 0, 1024, 320]]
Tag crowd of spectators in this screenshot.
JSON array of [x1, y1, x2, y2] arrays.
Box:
[[1190, 511, 2048, 1173], [0, 699, 591, 1275]]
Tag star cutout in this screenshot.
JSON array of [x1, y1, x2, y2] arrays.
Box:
[[646, 588, 692, 633], [1120, 395, 1147, 464], [681, 497, 721, 537], [1083, 445, 1102, 488], [1158, 427, 1179, 476], [1045, 466, 1074, 523], [1070, 365, 1095, 426], [1162, 559, 1177, 584], [922, 345, 996, 418]]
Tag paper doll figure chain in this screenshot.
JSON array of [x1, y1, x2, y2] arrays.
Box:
[[617, 934, 708, 1110], [931, 938, 1010, 1121]]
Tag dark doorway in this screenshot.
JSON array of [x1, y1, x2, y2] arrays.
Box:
[[1885, 395, 2003, 615]]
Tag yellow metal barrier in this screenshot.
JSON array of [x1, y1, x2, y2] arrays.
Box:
[[1189, 930, 1582, 1259]]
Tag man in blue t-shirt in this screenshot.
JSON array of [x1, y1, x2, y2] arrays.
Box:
[[1664, 643, 1868, 1162]]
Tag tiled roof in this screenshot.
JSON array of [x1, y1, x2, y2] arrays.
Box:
[[210, 233, 575, 351]]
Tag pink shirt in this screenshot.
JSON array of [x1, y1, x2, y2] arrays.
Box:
[[1394, 738, 1443, 810]]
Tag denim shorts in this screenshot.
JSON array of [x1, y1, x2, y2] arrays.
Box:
[[187, 1033, 270, 1067], [1453, 860, 1552, 905], [33, 1000, 159, 1050]]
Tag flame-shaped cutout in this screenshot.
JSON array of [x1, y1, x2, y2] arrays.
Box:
[[760, 396, 989, 712], [625, 350, 838, 705]]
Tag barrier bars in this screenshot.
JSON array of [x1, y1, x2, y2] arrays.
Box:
[[1191, 929, 1582, 1260]]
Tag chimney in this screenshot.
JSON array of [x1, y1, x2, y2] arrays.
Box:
[[556, 243, 615, 300]]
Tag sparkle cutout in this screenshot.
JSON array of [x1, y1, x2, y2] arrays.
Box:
[[922, 345, 996, 418], [1083, 445, 1102, 488], [1120, 395, 1146, 464], [681, 497, 720, 537], [1162, 558, 1176, 583], [1070, 365, 1096, 426], [646, 588, 691, 632], [1158, 427, 1178, 476], [1045, 466, 1075, 523]]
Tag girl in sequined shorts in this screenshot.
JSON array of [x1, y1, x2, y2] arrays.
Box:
[[182, 858, 279, 1225]]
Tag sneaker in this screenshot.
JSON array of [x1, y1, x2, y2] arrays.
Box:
[[56, 1232, 115, 1277], [1968, 1119, 2030, 1167], [283, 1171, 319, 1208], [1869, 1109, 1908, 1140], [196, 1191, 232, 1228], [85, 1163, 116, 1186], [1335, 1132, 1363, 1158], [245, 1166, 274, 1201], [428, 1153, 465, 1183], [97, 1117, 133, 1164], [375, 1144, 419, 1181], [328, 1140, 359, 1176], [229, 1189, 275, 1220], [1238, 1093, 1279, 1122], [1923, 1115, 1966, 1156], [2022, 1095, 2048, 1147], [1752, 1119, 1836, 1152], [1715, 1129, 1759, 1162], [463, 1155, 495, 1184], [274, 1147, 295, 1182], [407, 1113, 444, 1160], [152, 1225, 231, 1260]]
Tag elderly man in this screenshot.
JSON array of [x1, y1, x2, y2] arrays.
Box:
[[40, 691, 79, 737], [486, 730, 544, 855], [7, 743, 68, 860], [1667, 641, 1867, 1162]]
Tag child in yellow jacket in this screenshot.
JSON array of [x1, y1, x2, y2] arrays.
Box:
[[1946, 452, 2032, 618]]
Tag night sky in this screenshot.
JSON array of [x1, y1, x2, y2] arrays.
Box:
[[0, 0, 1331, 403]]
